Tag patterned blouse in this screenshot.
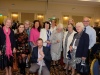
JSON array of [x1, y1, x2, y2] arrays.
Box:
[[15, 32, 29, 55]]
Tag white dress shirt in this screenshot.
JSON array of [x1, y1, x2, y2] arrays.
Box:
[[37, 47, 45, 66]]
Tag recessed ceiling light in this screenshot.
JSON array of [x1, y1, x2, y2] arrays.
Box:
[[72, 8, 75, 10], [11, 4, 15, 6]]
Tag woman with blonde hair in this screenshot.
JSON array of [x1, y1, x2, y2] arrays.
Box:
[[67, 19, 76, 31], [0, 18, 16, 75], [50, 23, 64, 65]]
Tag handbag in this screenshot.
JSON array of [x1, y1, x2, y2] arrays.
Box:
[[76, 60, 90, 74], [12, 53, 18, 71], [67, 50, 71, 59]]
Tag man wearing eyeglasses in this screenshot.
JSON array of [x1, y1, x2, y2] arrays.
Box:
[[81, 17, 96, 75], [83, 17, 96, 50]]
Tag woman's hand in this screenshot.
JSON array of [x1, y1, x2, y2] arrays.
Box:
[[33, 42, 37, 46], [0, 51, 2, 55], [22, 54, 26, 58], [13, 48, 16, 53], [69, 46, 73, 52], [56, 40, 60, 43], [82, 57, 86, 60], [45, 41, 51, 44]]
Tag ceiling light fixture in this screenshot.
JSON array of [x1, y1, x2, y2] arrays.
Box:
[[79, 0, 100, 2]]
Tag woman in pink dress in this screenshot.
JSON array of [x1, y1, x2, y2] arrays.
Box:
[[30, 20, 41, 50]]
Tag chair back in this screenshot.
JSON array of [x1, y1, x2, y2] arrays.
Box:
[[90, 59, 99, 75]]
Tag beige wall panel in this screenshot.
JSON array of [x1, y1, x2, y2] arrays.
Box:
[[21, 13, 34, 23]]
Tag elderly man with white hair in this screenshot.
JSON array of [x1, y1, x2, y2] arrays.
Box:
[[50, 23, 64, 65], [69, 22, 89, 75]]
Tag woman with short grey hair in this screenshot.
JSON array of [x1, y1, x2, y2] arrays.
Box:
[[50, 23, 64, 65], [69, 22, 89, 75]]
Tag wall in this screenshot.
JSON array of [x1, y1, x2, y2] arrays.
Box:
[[0, 0, 100, 26]]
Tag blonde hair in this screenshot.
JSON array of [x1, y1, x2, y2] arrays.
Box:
[[24, 20, 30, 24], [68, 18, 75, 25], [56, 23, 63, 29], [76, 22, 84, 29], [3, 18, 12, 25]]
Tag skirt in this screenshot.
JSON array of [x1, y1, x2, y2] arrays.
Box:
[[0, 55, 13, 70], [51, 52, 61, 61]]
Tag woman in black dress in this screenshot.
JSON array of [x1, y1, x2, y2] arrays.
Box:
[[0, 18, 16, 75], [15, 23, 29, 75]]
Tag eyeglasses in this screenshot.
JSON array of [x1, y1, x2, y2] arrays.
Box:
[[83, 21, 89, 22]]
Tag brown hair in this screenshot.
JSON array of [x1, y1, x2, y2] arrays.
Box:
[[17, 23, 25, 33], [43, 21, 51, 29], [33, 20, 41, 32], [37, 38, 43, 42]]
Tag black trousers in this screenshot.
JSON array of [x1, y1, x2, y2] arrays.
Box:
[[86, 50, 90, 65]]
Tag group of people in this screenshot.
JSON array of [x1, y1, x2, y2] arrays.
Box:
[[0, 17, 97, 75]]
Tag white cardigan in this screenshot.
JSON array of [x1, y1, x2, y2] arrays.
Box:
[[63, 31, 76, 58], [40, 28, 48, 46]]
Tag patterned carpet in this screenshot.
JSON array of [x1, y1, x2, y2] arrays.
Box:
[[0, 65, 66, 75], [0, 63, 100, 75], [50, 65, 66, 75], [0, 65, 100, 75]]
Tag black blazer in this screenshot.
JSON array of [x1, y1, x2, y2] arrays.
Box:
[[74, 31, 89, 58], [31, 46, 52, 71], [0, 27, 16, 50]]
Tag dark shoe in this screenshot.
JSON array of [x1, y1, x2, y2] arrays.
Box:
[[22, 68, 26, 75], [20, 68, 26, 75], [68, 70, 71, 75]]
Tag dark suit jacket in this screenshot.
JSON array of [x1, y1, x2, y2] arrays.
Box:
[[74, 31, 89, 58], [0, 27, 16, 50], [31, 46, 52, 71]]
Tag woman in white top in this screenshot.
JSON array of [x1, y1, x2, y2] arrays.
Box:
[[40, 21, 51, 48], [63, 24, 76, 74]]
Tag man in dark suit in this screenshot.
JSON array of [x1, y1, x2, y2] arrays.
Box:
[[29, 38, 52, 75]]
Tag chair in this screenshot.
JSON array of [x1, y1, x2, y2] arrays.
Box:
[[90, 59, 99, 75]]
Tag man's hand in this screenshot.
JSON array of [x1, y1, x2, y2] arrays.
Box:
[[39, 50, 45, 58], [38, 57, 43, 61]]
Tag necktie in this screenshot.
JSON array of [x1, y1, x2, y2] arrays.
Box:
[[84, 27, 86, 32], [38, 60, 43, 75]]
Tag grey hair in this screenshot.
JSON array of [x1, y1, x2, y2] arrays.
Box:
[[76, 22, 84, 29], [56, 23, 63, 29]]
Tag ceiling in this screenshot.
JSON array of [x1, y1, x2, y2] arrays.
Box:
[[1, 0, 100, 7], [0, 0, 100, 15], [23, 0, 100, 7]]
